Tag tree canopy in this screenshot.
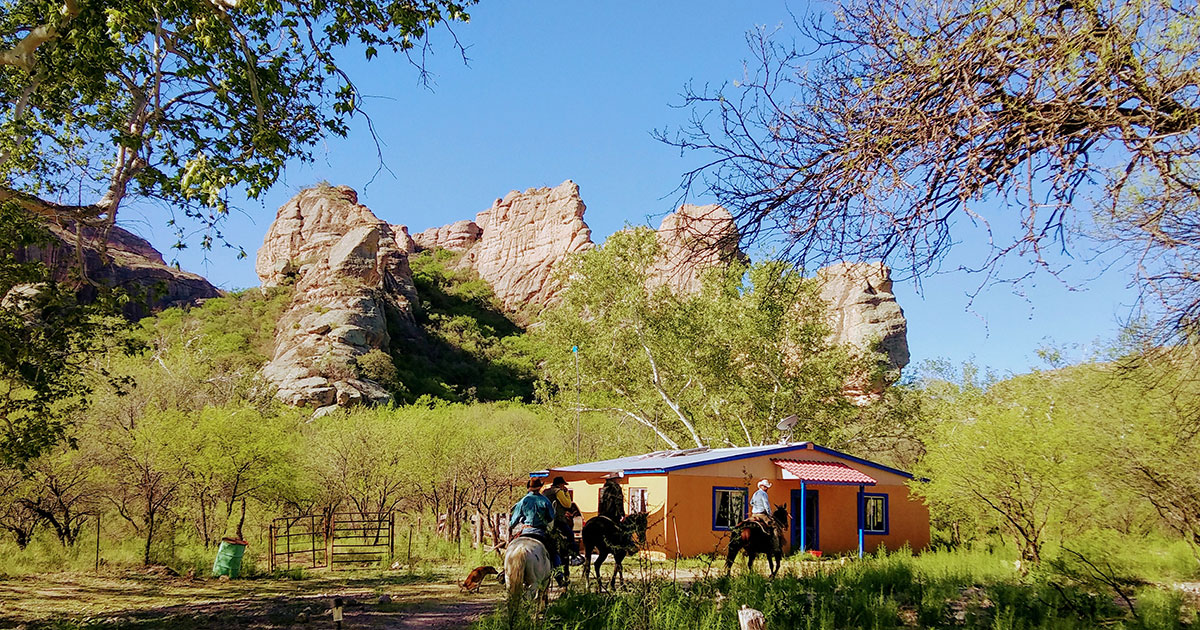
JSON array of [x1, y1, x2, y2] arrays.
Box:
[[667, 0, 1200, 339], [0, 0, 473, 251], [535, 227, 866, 450]]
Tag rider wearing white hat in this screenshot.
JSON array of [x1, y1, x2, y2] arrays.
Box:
[[751, 479, 772, 517]]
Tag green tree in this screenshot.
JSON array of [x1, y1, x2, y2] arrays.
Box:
[[181, 406, 302, 546], [536, 228, 857, 449], [914, 363, 1108, 566], [1, 0, 474, 245], [0, 202, 131, 465]]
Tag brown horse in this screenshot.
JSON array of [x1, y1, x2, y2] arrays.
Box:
[[726, 504, 788, 577], [581, 512, 648, 592]]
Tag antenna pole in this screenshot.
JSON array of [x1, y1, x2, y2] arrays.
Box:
[[573, 345, 580, 464]]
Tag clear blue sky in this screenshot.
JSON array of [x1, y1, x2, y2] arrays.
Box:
[[119, 1, 1140, 377]]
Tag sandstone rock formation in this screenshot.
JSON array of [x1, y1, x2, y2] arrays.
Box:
[[256, 185, 417, 415], [465, 181, 594, 313], [18, 222, 220, 318], [412, 220, 481, 252], [648, 204, 743, 294], [413, 180, 595, 314], [817, 262, 909, 401]]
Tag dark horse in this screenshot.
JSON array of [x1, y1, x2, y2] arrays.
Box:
[[581, 512, 648, 592], [726, 504, 788, 577]]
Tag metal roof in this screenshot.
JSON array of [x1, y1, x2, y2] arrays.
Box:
[[534, 441, 915, 480], [543, 442, 815, 476], [774, 459, 878, 485]]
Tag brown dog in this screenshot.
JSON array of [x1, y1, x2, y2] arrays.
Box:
[[460, 565, 498, 593]]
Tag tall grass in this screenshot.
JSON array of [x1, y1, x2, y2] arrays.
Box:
[[474, 547, 1199, 630]]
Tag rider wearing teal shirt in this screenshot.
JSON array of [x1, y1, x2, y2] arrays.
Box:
[[510, 478, 562, 570]]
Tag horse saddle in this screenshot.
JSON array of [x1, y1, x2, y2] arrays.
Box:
[[739, 515, 777, 537]]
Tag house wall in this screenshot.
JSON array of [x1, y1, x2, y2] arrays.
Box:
[[551, 444, 930, 559], [561, 474, 671, 552]]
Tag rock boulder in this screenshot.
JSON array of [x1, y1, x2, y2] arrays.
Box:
[[256, 185, 416, 410], [816, 262, 909, 401], [648, 204, 743, 293]]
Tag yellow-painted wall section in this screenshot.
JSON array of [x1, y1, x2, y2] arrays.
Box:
[[560, 475, 671, 549]]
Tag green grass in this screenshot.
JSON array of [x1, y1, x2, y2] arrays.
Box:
[[474, 547, 1200, 630]]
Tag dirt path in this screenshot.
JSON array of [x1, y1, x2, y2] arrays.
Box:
[[0, 568, 503, 629]]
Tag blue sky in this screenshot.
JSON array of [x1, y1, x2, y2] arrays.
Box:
[[120, 1, 1141, 377]]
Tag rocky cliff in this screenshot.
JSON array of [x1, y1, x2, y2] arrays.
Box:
[[256, 185, 418, 415], [818, 262, 909, 401], [255, 181, 910, 412], [18, 222, 220, 318], [648, 204, 744, 294], [414, 180, 595, 315]]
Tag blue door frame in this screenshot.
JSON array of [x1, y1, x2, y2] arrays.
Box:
[[790, 488, 819, 552]]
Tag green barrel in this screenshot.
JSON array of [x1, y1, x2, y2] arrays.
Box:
[[212, 538, 248, 578]]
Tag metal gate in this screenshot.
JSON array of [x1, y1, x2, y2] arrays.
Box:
[[268, 512, 395, 572], [268, 514, 326, 571], [327, 512, 395, 570]]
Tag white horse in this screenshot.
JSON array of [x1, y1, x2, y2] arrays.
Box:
[[503, 536, 552, 604]]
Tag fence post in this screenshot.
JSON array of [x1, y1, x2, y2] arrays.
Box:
[[268, 522, 275, 573], [325, 513, 334, 571], [389, 512, 396, 560], [95, 514, 101, 573]]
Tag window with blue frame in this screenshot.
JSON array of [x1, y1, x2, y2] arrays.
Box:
[[712, 487, 748, 530], [862, 493, 889, 534]]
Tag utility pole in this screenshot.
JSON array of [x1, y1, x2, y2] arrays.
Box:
[[573, 345, 580, 464]]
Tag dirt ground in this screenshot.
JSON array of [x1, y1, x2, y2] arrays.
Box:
[[0, 567, 503, 630]]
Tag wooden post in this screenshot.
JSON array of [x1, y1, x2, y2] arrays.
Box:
[[95, 514, 101, 573], [268, 523, 275, 573], [738, 605, 766, 630], [407, 523, 413, 573], [389, 512, 396, 560], [325, 514, 334, 571], [672, 516, 679, 584]]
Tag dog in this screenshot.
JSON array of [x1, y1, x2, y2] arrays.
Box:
[[460, 565, 499, 593]]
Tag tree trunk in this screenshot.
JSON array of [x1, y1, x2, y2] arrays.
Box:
[[143, 512, 155, 565]]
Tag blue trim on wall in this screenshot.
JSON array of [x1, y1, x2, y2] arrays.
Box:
[[711, 486, 749, 531], [861, 492, 890, 535], [811, 445, 915, 479]]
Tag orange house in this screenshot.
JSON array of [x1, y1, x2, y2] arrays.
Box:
[[534, 442, 929, 559]]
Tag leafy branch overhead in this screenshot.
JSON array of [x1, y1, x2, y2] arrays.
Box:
[[665, 0, 1200, 338], [0, 0, 474, 248]]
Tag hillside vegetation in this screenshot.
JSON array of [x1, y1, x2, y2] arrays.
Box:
[[0, 241, 1198, 630]]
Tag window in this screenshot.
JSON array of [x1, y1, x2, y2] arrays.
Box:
[[862, 493, 889, 534], [712, 487, 748, 530], [628, 487, 648, 513]]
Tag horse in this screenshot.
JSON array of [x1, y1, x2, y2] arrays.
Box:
[[726, 504, 788, 577], [503, 536, 552, 604], [581, 511, 648, 592]]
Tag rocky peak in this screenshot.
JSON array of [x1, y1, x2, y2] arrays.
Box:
[[648, 204, 743, 294], [816, 262, 909, 401], [412, 220, 481, 252], [459, 180, 595, 314], [256, 185, 417, 416]]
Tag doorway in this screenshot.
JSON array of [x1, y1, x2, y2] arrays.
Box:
[[790, 488, 819, 552]]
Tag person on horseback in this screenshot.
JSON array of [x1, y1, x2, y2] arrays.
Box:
[[598, 476, 625, 521], [747, 479, 776, 533], [541, 476, 582, 579], [509, 477, 565, 584]]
